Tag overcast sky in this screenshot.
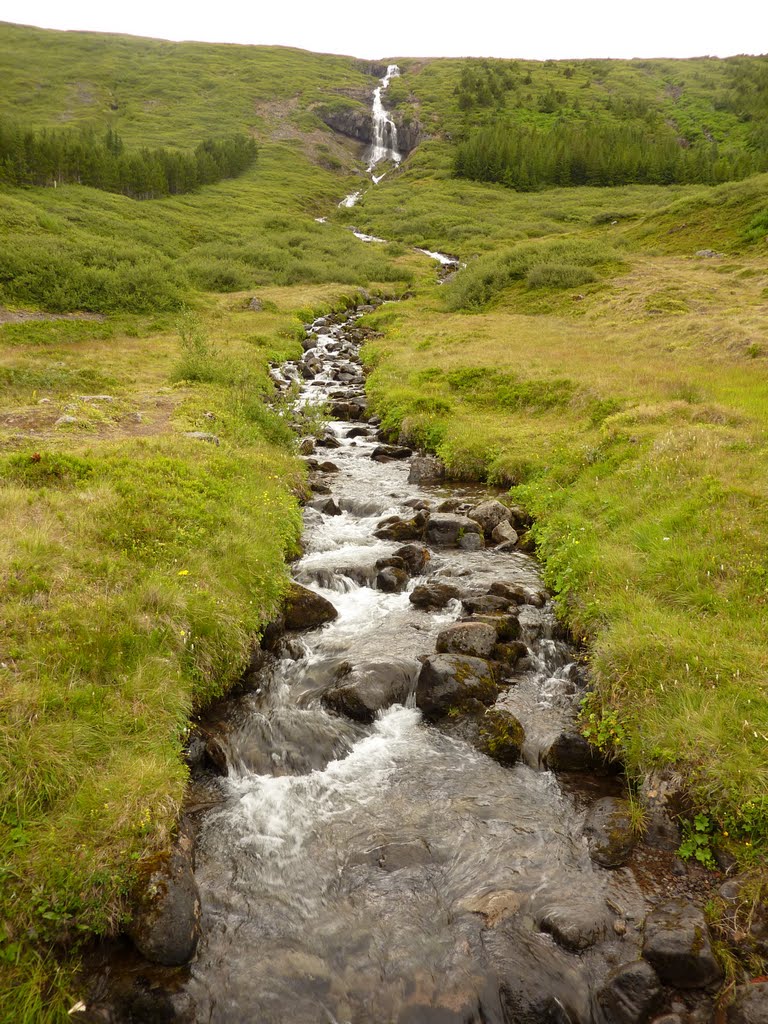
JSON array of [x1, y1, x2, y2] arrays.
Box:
[[2, 0, 766, 60]]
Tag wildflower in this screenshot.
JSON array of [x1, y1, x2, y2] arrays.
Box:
[[178, 570, 189, 576]]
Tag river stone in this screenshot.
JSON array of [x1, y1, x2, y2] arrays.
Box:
[[374, 511, 428, 542], [394, 544, 430, 575], [316, 460, 340, 473], [476, 707, 525, 765], [462, 595, 514, 615], [488, 582, 529, 605], [408, 454, 445, 484], [469, 612, 521, 642], [436, 621, 498, 659], [727, 982, 768, 1023], [492, 521, 518, 546], [539, 902, 608, 951], [377, 566, 409, 593], [127, 834, 201, 966], [542, 730, 605, 771], [584, 797, 636, 867], [322, 661, 416, 723], [309, 478, 332, 495], [467, 499, 513, 538], [298, 437, 315, 455], [283, 582, 338, 631], [416, 655, 500, 720], [492, 642, 529, 671], [330, 400, 365, 420], [596, 960, 663, 1024], [425, 513, 482, 548], [409, 582, 463, 610], [642, 900, 722, 989], [371, 444, 412, 461], [307, 496, 342, 516], [459, 532, 484, 551]]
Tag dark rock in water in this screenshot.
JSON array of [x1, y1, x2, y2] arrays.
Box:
[[468, 612, 521, 642], [596, 960, 663, 1024], [727, 982, 768, 1024], [476, 707, 525, 765], [330, 400, 365, 421], [416, 654, 500, 720], [435, 498, 465, 513], [467, 499, 513, 538], [394, 543, 430, 575], [322, 660, 416, 723], [409, 581, 463, 610], [298, 436, 315, 455], [374, 511, 428, 542], [462, 595, 514, 615], [539, 902, 608, 951], [317, 431, 343, 448], [584, 797, 636, 867], [346, 426, 370, 438], [425, 513, 482, 548], [316, 460, 340, 473], [371, 444, 412, 461], [437, 621, 498, 659], [309, 478, 332, 495], [642, 901, 722, 989], [377, 566, 409, 593], [459, 532, 484, 551], [402, 497, 432, 511], [376, 555, 408, 572], [127, 832, 201, 966], [542, 730, 605, 772], [408, 454, 445, 484], [283, 582, 338, 631], [488, 581, 529, 605], [492, 641, 528, 672], [517, 531, 537, 554], [307, 496, 342, 516]]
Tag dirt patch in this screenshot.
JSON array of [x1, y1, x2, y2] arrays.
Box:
[[0, 308, 106, 326]]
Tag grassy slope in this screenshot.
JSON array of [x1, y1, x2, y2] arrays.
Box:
[[350, 138, 768, 853]]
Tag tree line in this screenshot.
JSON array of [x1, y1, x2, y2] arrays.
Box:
[[453, 120, 768, 190], [0, 122, 258, 199]]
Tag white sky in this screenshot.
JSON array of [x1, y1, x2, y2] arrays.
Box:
[[1, 0, 766, 60]]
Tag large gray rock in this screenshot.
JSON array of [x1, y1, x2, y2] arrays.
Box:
[[374, 511, 428, 542], [436, 621, 498, 659], [408, 454, 445, 484], [467, 499, 513, 538], [371, 444, 412, 461], [597, 960, 663, 1024], [539, 902, 608, 952], [394, 544, 430, 575], [416, 655, 500, 720], [322, 661, 416, 723], [425, 513, 482, 548], [377, 566, 409, 593], [128, 833, 200, 966], [642, 901, 723, 989], [584, 797, 636, 868], [727, 982, 768, 1024], [409, 582, 463, 610], [283, 582, 338, 631], [491, 521, 518, 546]]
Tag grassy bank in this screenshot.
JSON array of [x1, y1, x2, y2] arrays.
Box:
[[355, 166, 768, 858]]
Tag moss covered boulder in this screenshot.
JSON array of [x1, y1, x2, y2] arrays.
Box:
[[416, 654, 500, 720], [477, 707, 525, 765]]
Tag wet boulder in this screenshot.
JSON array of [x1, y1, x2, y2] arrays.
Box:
[[467, 499, 513, 538], [322, 660, 417, 723], [330, 399, 366, 420], [425, 513, 483, 549], [283, 582, 338, 631], [374, 511, 428, 542], [539, 901, 609, 952], [416, 654, 500, 720], [394, 543, 430, 575], [376, 566, 409, 593], [409, 581, 463, 610], [436, 621, 498, 659], [476, 707, 525, 765], [307, 496, 342, 516], [541, 730, 605, 772], [371, 443, 412, 462], [408, 454, 445, 484], [470, 612, 521, 642], [492, 642, 529, 673], [727, 982, 768, 1023], [596, 960, 663, 1024], [127, 833, 201, 966], [642, 901, 723, 989], [462, 595, 514, 615], [488, 582, 529, 605], [298, 436, 316, 455], [583, 797, 636, 868]]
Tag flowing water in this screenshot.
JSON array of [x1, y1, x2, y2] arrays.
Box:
[[160, 306, 661, 1024], [367, 64, 402, 171]]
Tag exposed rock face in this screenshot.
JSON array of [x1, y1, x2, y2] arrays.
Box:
[[322, 661, 416, 723], [583, 797, 636, 867], [416, 654, 499, 720], [128, 833, 201, 966], [318, 103, 372, 144], [283, 582, 338, 631], [596, 960, 663, 1024], [642, 901, 723, 989]]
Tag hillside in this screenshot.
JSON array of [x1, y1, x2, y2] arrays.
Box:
[[1, 19, 768, 1021]]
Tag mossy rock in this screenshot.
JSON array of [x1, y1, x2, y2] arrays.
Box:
[[477, 708, 525, 765]]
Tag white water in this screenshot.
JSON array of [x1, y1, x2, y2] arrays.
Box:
[[367, 63, 402, 171]]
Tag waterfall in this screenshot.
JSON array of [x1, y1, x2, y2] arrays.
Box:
[[367, 64, 402, 171]]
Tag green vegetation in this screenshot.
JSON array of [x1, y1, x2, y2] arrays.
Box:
[[2, 17, 768, 1016], [0, 121, 258, 197]]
